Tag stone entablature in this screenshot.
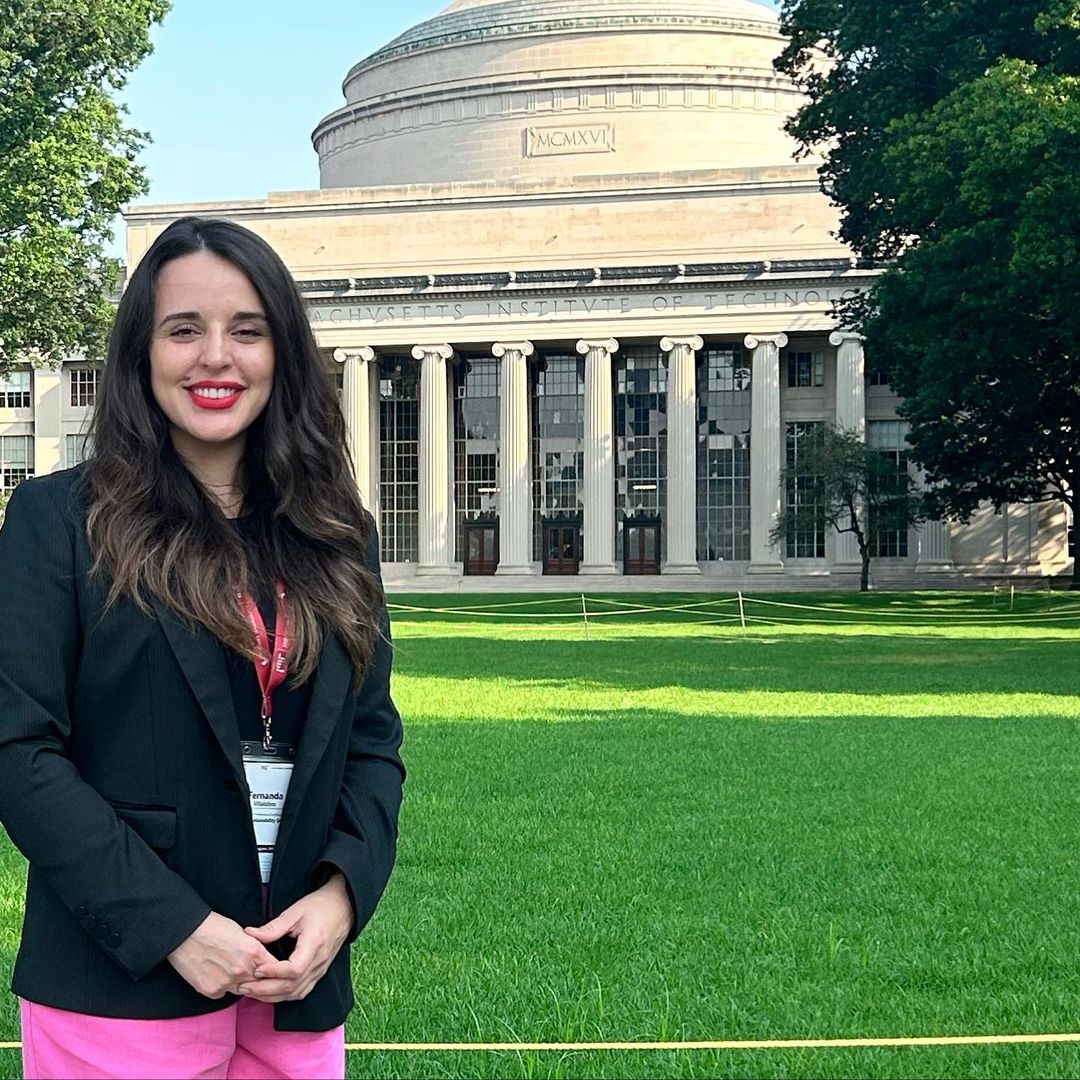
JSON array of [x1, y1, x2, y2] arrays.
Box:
[[298, 263, 880, 350], [306, 284, 871, 343]]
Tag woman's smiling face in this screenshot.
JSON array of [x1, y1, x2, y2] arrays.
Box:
[[149, 249, 275, 462]]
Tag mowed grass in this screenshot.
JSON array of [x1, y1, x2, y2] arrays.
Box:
[[2, 591, 1080, 1079]]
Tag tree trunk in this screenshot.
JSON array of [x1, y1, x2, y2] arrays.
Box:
[[849, 510, 871, 592]]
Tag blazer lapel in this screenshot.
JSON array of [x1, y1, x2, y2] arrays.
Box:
[[150, 596, 246, 789], [274, 629, 353, 860]]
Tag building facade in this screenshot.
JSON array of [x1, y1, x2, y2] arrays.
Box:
[[6, 0, 1069, 586], [0, 365, 96, 484]]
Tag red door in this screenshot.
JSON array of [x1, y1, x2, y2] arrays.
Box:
[[543, 524, 580, 575], [464, 522, 499, 575], [623, 520, 661, 575]]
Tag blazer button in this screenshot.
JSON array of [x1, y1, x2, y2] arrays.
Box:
[[94, 924, 109, 940], [83, 914, 97, 929], [106, 933, 122, 949], [75, 905, 88, 918]]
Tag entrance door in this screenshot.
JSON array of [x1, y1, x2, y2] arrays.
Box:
[[464, 520, 499, 575], [543, 522, 581, 575], [623, 518, 661, 575]]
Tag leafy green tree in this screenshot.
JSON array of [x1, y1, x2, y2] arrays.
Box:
[[776, 0, 1080, 585], [771, 425, 921, 591], [0, 1, 169, 370]]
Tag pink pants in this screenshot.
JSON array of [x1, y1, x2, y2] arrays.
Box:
[[20, 998, 345, 1080]]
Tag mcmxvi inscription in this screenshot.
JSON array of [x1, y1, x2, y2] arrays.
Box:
[[526, 124, 614, 157]]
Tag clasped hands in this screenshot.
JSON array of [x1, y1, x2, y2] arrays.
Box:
[[167, 873, 353, 1003]]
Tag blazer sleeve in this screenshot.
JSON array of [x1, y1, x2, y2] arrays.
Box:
[[0, 478, 212, 981], [315, 517, 405, 942]]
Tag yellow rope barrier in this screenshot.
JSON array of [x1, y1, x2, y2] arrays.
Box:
[[744, 597, 1080, 619], [4, 1032, 1080, 1053], [385, 594, 1080, 624], [337, 1033, 1080, 1051]]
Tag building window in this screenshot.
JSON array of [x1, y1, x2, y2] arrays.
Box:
[[65, 433, 93, 466], [70, 369, 100, 407], [452, 357, 500, 561], [696, 346, 751, 560], [330, 360, 344, 405], [868, 365, 892, 387], [614, 344, 667, 562], [532, 353, 584, 560], [378, 359, 420, 563], [318, 351, 344, 405], [0, 370, 31, 409], [785, 421, 826, 558], [786, 351, 824, 388], [0, 436, 34, 492], [868, 420, 911, 557]]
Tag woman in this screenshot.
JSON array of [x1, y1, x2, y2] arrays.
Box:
[[0, 217, 405, 1079]]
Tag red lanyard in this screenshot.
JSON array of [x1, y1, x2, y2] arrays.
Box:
[[237, 581, 290, 752]]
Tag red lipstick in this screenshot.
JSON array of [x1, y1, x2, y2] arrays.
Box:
[[185, 381, 245, 410]]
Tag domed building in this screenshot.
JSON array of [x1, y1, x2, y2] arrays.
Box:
[[114, 0, 1069, 586], [314, 0, 806, 187]]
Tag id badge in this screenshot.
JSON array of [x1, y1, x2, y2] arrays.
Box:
[[242, 743, 295, 884]]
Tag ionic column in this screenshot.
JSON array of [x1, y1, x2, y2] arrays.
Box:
[[661, 335, 703, 574], [413, 344, 454, 576], [830, 330, 866, 567], [746, 333, 787, 572], [492, 341, 536, 575], [577, 338, 619, 574], [333, 346, 375, 509], [366, 356, 381, 532]]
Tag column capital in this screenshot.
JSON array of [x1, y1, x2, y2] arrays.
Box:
[[411, 343, 454, 362], [333, 346, 375, 364], [660, 335, 704, 353], [744, 333, 789, 351], [576, 338, 619, 357], [829, 331, 864, 348], [491, 341, 535, 359]]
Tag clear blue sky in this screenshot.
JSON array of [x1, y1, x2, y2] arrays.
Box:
[[113, 0, 780, 255]]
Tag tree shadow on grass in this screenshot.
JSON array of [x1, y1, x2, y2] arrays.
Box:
[[389, 633, 1079, 698]]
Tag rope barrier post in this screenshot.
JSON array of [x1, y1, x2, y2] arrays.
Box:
[[581, 593, 591, 641], [1010, 584, 1015, 612], [738, 591, 746, 630]]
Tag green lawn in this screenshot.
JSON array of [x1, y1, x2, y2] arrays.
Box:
[[3, 591, 1080, 1079]]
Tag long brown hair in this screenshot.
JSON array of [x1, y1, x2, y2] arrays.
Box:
[[83, 216, 382, 684]]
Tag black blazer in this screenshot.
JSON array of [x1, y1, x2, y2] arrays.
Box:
[[0, 466, 405, 1032]]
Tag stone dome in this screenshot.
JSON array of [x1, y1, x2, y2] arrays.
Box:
[[313, 0, 802, 189]]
